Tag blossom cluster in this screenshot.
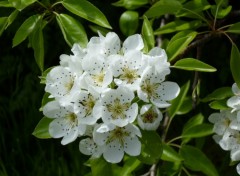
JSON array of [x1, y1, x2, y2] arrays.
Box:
[[42, 32, 180, 163], [209, 83, 240, 174]]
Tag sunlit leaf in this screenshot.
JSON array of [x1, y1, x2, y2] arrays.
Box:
[[161, 143, 183, 162], [112, 0, 148, 10], [32, 117, 53, 139], [56, 13, 88, 47], [141, 15, 154, 52], [154, 20, 202, 35], [13, 14, 42, 47], [211, 5, 232, 19], [119, 11, 139, 36], [173, 58, 217, 72], [168, 81, 190, 119], [182, 113, 204, 134], [0, 1, 13, 7], [144, 0, 182, 18], [227, 22, 240, 34], [230, 44, 240, 89], [8, 0, 36, 11], [180, 145, 219, 176], [176, 96, 192, 115], [209, 99, 229, 110], [62, 0, 111, 29], [182, 123, 213, 138], [201, 87, 233, 102], [121, 157, 141, 176], [138, 130, 162, 164], [166, 31, 197, 61]]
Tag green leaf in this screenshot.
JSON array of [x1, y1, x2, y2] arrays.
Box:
[[182, 123, 213, 138], [112, 0, 148, 10], [119, 11, 139, 36], [13, 14, 42, 47], [88, 157, 114, 176], [0, 1, 13, 7], [230, 44, 240, 89], [176, 96, 192, 115], [56, 13, 88, 47], [166, 31, 197, 61], [32, 117, 53, 139], [168, 81, 190, 119], [8, 0, 36, 11], [141, 15, 154, 52], [173, 58, 217, 72], [209, 99, 229, 110], [40, 92, 54, 111], [29, 19, 45, 72], [182, 113, 204, 134], [211, 5, 232, 19], [227, 22, 240, 34], [180, 145, 219, 176], [201, 87, 233, 102], [154, 20, 202, 35], [161, 143, 183, 162], [121, 157, 141, 176], [138, 130, 162, 164], [62, 0, 111, 29], [144, 0, 182, 18], [0, 17, 8, 36], [39, 66, 54, 84], [6, 10, 19, 29]]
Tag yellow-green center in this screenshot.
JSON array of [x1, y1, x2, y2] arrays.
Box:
[[82, 95, 95, 116], [64, 78, 74, 92], [92, 71, 105, 86], [141, 80, 159, 99], [107, 127, 130, 146], [120, 67, 138, 84], [106, 98, 130, 119], [142, 109, 158, 123]]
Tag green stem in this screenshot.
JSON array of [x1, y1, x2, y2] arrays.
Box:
[[36, 1, 48, 9], [182, 167, 191, 176], [167, 136, 182, 144], [51, 1, 63, 8]]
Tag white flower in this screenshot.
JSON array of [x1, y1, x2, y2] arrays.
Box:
[[93, 123, 142, 163], [43, 100, 86, 145], [122, 34, 144, 54], [218, 128, 240, 151], [73, 87, 102, 125], [79, 137, 103, 158], [137, 104, 163, 130], [143, 47, 170, 75], [87, 32, 121, 56], [110, 50, 146, 91], [237, 163, 240, 175], [137, 67, 180, 108], [227, 83, 240, 112], [101, 86, 138, 127], [208, 110, 237, 135], [230, 145, 240, 161], [45, 66, 80, 106]]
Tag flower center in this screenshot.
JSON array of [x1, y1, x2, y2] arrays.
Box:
[[107, 127, 130, 146], [65, 113, 78, 128], [82, 95, 96, 116], [64, 78, 74, 92], [106, 98, 130, 119], [92, 71, 105, 86], [141, 80, 159, 99], [142, 109, 158, 123], [120, 67, 138, 84]]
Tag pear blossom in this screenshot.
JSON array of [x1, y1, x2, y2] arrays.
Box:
[[138, 104, 163, 130], [43, 100, 86, 145], [237, 163, 240, 175], [137, 67, 180, 108], [227, 83, 240, 112], [93, 123, 141, 163], [101, 86, 138, 127]]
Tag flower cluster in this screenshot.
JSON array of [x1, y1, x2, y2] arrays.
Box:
[[42, 32, 180, 163], [209, 83, 240, 174]]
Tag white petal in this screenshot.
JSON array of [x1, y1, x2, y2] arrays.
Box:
[[231, 147, 240, 161], [125, 103, 138, 123], [232, 83, 240, 95], [79, 138, 102, 157], [125, 123, 142, 137], [158, 81, 180, 101], [122, 34, 144, 53], [236, 163, 240, 175], [227, 96, 240, 111], [212, 134, 222, 144], [103, 140, 124, 163], [61, 128, 79, 145], [124, 136, 141, 156], [49, 119, 66, 138], [230, 120, 240, 131]]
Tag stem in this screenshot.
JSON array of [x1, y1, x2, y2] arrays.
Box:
[[182, 167, 191, 176], [36, 1, 48, 9], [167, 136, 182, 144], [221, 31, 234, 44], [51, 1, 63, 8], [161, 113, 171, 142]]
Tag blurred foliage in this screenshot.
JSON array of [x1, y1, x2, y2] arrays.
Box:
[[1, 0, 240, 175]]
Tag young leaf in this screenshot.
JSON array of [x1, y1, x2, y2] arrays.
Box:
[[144, 0, 182, 18], [209, 99, 229, 110], [227, 22, 240, 34], [32, 117, 53, 139], [180, 145, 219, 176], [173, 58, 217, 72], [62, 0, 111, 29], [230, 44, 240, 89], [13, 14, 42, 47], [5, 10, 19, 29], [211, 5, 232, 19], [168, 81, 190, 119], [88, 157, 114, 176], [0, 17, 8, 36], [8, 0, 36, 11], [166, 31, 197, 61], [154, 20, 202, 35], [182, 123, 213, 138], [161, 143, 183, 162], [141, 15, 154, 52], [56, 13, 88, 47], [119, 11, 139, 36], [201, 87, 233, 102], [182, 113, 204, 134], [120, 157, 141, 176], [176, 96, 192, 115], [138, 130, 162, 164]]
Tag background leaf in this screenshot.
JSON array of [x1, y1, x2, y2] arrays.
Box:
[[173, 58, 217, 72], [182, 123, 213, 138], [8, 0, 36, 11], [227, 22, 240, 34], [119, 11, 139, 36], [141, 15, 154, 52], [56, 13, 88, 47], [62, 0, 111, 29], [32, 117, 53, 139], [230, 44, 240, 89], [201, 87, 233, 102]]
